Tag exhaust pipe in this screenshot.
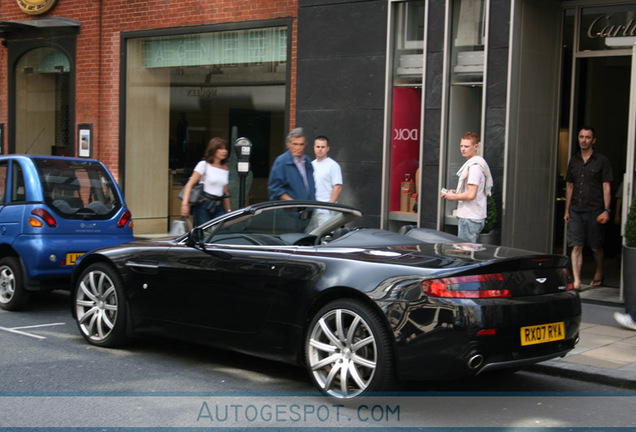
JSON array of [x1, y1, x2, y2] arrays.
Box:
[[467, 354, 484, 370]]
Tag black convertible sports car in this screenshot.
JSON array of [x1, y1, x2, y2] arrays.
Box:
[[72, 201, 580, 398]]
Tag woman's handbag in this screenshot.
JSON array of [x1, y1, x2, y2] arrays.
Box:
[[178, 163, 207, 205], [179, 183, 204, 205]]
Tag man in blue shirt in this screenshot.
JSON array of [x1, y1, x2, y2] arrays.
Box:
[[268, 127, 316, 201]]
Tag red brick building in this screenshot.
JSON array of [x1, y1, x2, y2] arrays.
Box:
[[1, 0, 298, 233]]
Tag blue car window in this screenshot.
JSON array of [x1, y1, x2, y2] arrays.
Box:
[[10, 161, 26, 203], [0, 161, 6, 205]]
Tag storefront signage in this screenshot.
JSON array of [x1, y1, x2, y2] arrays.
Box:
[[580, 5, 636, 51], [186, 87, 217, 99], [144, 27, 287, 68], [16, 0, 57, 15]]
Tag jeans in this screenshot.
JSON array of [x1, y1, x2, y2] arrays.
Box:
[[458, 218, 485, 242], [192, 200, 225, 227]]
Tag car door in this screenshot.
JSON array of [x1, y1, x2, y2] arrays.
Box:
[[0, 160, 28, 245], [129, 242, 294, 334]]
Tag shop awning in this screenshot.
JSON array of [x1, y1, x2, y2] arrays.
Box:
[[0, 17, 80, 39]]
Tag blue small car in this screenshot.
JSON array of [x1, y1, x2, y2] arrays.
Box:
[[0, 155, 134, 310]]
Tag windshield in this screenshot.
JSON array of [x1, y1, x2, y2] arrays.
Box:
[[34, 158, 122, 220], [201, 205, 360, 246]]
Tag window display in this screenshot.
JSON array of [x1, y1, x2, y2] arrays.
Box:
[[388, 1, 424, 224]]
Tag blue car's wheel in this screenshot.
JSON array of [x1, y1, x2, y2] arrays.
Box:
[[0, 257, 29, 311], [74, 263, 128, 347], [305, 298, 396, 398]]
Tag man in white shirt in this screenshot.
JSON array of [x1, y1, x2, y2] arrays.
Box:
[[441, 132, 493, 242], [312, 136, 343, 203]]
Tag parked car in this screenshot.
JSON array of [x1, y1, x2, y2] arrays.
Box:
[[0, 155, 134, 311], [71, 201, 580, 398]]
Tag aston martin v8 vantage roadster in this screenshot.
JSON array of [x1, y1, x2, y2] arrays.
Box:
[[72, 201, 580, 398]]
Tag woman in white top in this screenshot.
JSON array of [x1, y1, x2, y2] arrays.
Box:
[[180, 137, 231, 226]]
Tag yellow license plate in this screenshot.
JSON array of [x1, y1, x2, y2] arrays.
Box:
[[65, 253, 84, 265], [520, 321, 565, 346]]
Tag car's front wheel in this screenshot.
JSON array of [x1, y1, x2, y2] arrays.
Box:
[[0, 257, 29, 311], [305, 298, 396, 398], [74, 263, 128, 347]]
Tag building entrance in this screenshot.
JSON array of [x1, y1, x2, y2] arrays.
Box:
[[554, 4, 636, 290]]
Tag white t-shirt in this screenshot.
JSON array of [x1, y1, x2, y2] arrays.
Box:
[[194, 161, 229, 196], [456, 164, 486, 220], [312, 157, 343, 202]]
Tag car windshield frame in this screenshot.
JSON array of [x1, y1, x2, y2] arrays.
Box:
[[199, 204, 361, 246]]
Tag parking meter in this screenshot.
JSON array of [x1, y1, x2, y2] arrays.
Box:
[[234, 137, 252, 207]]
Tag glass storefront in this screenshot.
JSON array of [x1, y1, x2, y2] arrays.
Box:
[[15, 47, 72, 156], [124, 24, 288, 233], [442, 0, 485, 232], [387, 1, 424, 229], [385, 0, 487, 233]]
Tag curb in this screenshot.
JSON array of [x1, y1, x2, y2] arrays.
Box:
[[527, 361, 636, 390]]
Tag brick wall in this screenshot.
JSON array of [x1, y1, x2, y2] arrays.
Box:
[[0, 0, 298, 179]]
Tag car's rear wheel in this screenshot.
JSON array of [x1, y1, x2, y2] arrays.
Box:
[[0, 257, 29, 311], [74, 263, 128, 347], [305, 298, 396, 398]]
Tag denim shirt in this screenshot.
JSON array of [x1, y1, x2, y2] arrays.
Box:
[[268, 150, 316, 201]]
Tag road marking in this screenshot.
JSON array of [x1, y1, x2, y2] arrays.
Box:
[[0, 322, 66, 339]]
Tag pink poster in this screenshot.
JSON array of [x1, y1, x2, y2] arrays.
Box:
[[390, 87, 421, 212]]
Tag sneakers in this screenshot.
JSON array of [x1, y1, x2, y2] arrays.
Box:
[[613, 312, 636, 331]]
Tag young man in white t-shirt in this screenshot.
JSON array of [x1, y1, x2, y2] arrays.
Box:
[[312, 136, 343, 203], [441, 132, 491, 242]]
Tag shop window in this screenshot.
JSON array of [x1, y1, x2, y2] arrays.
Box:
[[124, 25, 288, 233], [443, 0, 485, 230], [15, 47, 72, 156], [388, 1, 424, 228]]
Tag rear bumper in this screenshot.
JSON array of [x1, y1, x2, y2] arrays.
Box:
[[12, 233, 134, 281], [389, 292, 582, 380]]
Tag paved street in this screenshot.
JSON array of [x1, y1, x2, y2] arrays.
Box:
[[0, 288, 635, 429]]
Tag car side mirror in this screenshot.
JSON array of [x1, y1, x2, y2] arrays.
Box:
[[186, 227, 206, 248]]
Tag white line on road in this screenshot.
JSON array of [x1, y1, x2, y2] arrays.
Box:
[[0, 322, 67, 339]]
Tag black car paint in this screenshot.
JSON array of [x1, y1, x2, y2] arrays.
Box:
[[74, 225, 580, 380]]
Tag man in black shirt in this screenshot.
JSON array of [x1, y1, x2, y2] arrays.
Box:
[[564, 126, 613, 290]]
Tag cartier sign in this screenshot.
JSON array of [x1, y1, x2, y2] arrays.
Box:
[[587, 15, 636, 38], [580, 5, 636, 51]]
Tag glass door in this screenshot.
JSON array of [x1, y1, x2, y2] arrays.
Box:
[[621, 43, 636, 301]]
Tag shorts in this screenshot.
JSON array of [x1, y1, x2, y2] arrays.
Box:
[[567, 210, 605, 250]]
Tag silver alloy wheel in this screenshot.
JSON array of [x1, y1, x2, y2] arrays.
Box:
[[307, 308, 377, 398], [75, 269, 118, 342], [0, 265, 16, 304]]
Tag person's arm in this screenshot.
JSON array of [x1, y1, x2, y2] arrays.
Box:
[[564, 182, 573, 223], [329, 184, 342, 203], [268, 158, 291, 200], [180, 171, 203, 217], [599, 181, 612, 224], [222, 184, 231, 212], [444, 184, 478, 201]]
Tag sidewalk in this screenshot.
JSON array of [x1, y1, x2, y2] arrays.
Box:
[[528, 285, 636, 389]]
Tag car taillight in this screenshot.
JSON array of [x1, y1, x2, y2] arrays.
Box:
[[29, 208, 57, 227], [562, 268, 575, 291], [422, 273, 509, 298], [117, 210, 132, 228]]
